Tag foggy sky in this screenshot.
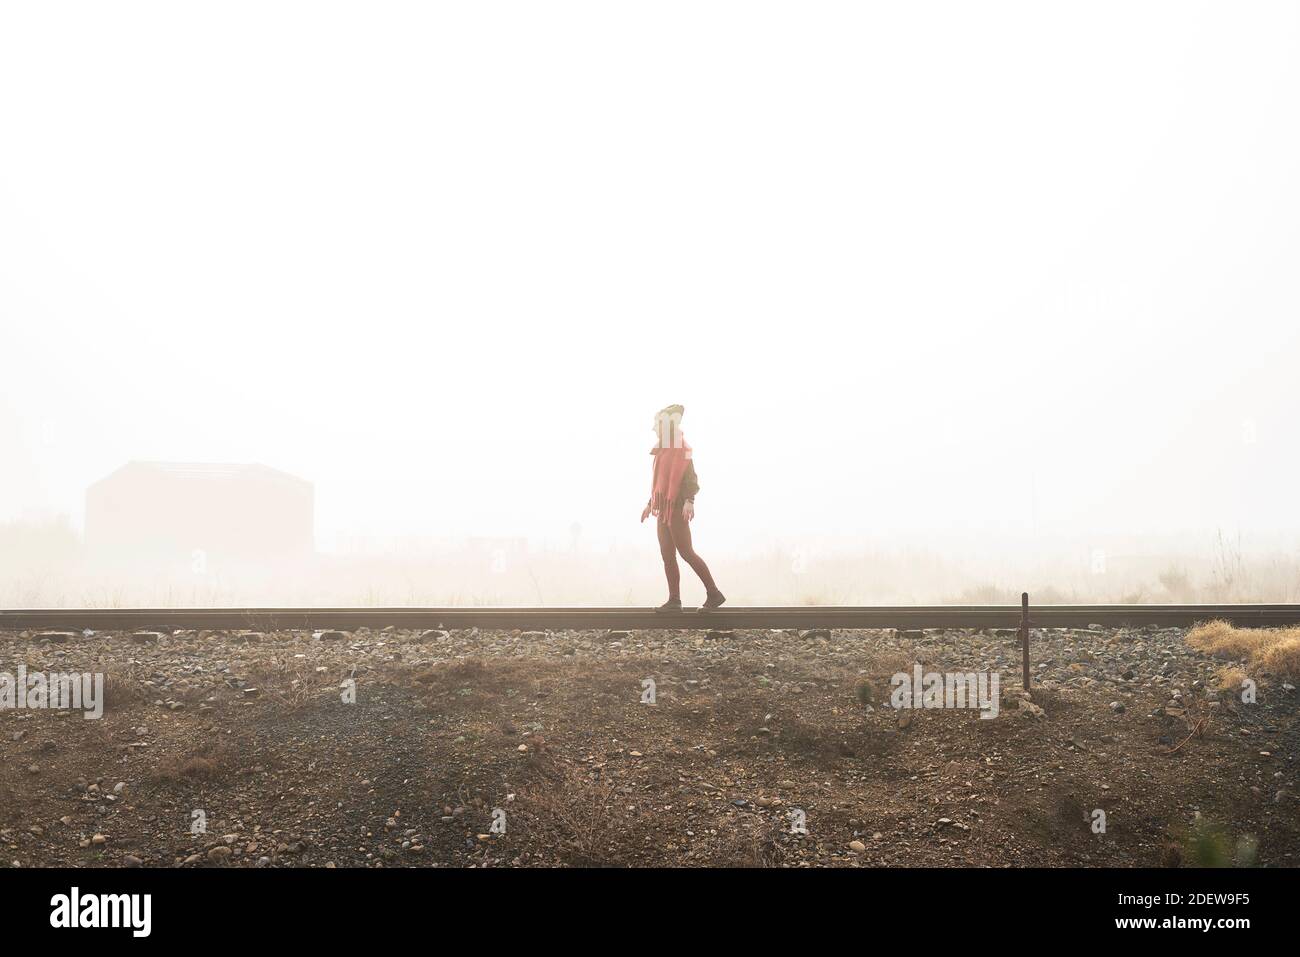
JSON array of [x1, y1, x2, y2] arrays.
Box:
[[3, 1, 1299, 557]]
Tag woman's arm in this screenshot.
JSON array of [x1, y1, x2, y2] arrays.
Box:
[[682, 461, 698, 520], [681, 460, 700, 502]]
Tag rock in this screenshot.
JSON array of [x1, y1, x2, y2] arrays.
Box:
[[131, 632, 164, 644], [36, 631, 77, 644], [123, 855, 142, 867], [849, 840, 866, 852], [705, 630, 733, 641], [90, 834, 107, 846], [207, 846, 232, 865], [799, 629, 831, 641], [1109, 701, 1125, 713], [316, 630, 348, 642]]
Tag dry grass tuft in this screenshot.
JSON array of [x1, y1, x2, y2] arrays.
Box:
[[1213, 665, 1249, 692], [246, 657, 334, 712], [1186, 621, 1269, 659], [713, 817, 790, 867], [1186, 621, 1300, 680], [1258, 635, 1300, 679], [517, 764, 628, 866], [150, 741, 236, 784], [101, 672, 146, 710]]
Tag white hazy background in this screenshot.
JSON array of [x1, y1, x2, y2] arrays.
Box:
[[3, 1, 1299, 604]]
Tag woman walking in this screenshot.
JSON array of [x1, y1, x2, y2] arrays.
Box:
[[640, 404, 726, 611]]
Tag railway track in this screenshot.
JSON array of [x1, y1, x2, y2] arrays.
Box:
[[2, 603, 1299, 632]]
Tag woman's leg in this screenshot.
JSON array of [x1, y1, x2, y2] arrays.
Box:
[[656, 516, 681, 600], [668, 508, 720, 595]]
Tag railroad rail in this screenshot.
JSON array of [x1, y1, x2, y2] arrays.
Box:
[[2, 603, 1299, 632]]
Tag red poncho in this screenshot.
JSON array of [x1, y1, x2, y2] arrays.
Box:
[[649, 430, 692, 522]]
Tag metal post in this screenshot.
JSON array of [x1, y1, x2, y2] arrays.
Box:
[[1020, 591, 1030, 691]]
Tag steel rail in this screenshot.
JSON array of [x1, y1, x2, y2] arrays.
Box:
[[2, 604, 1299, 632]]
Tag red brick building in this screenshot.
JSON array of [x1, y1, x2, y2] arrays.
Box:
[[85, 462, 314, 564]]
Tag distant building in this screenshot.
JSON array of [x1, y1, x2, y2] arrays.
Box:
[[85, 462, 314, 565]]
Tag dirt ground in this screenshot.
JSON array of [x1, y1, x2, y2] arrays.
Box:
[[1, 622, 1296, 867]]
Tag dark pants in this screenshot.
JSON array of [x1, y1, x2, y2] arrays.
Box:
[[656, 505, 719, 599]]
